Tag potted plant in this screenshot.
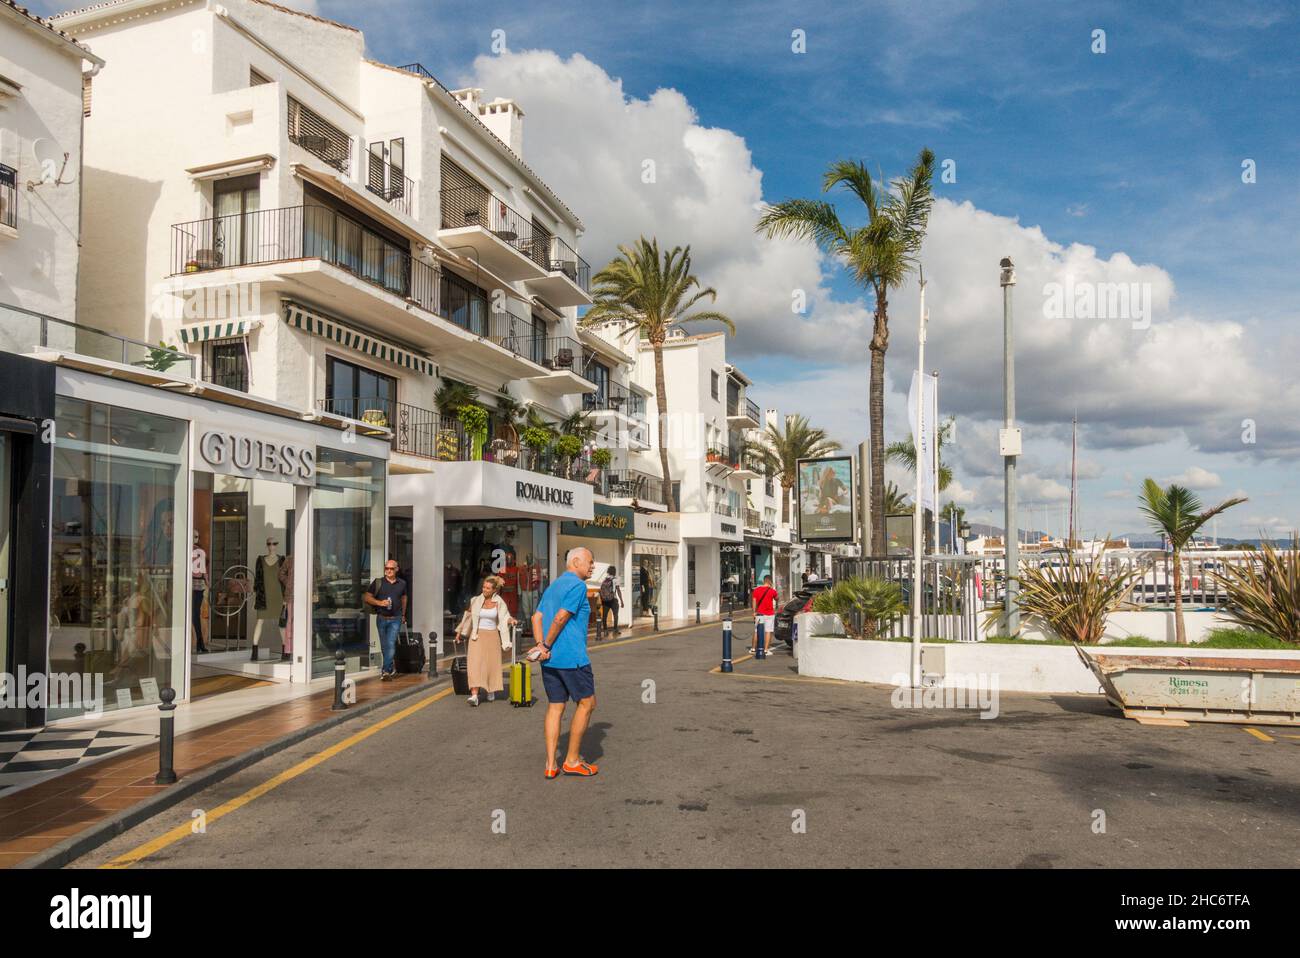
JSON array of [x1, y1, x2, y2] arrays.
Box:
[[457, 402, 488, 461], [591, 448, 612, 470], [521, 425, 552, 471], [706, 447, 722, 463], [811, 577, 906, 640], [554, 434, 583, 476]]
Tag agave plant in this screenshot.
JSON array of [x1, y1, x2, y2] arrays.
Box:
[[812, 576, 906, 639], [1210, 536, 1300, 645], [1004, 547, 1142, 644]]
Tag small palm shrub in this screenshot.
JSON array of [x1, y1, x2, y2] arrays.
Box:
[[812, 577, 905, 639], [1005, 547, 1142, 644], [1210, 537, 1300, 645]]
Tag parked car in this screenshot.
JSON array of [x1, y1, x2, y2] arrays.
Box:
[[774, 578, 833, 646]]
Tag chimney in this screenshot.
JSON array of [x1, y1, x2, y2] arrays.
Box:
[[451, 88, 524, 157]]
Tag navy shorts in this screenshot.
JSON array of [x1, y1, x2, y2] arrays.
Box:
[[541, 664, 595, 703]]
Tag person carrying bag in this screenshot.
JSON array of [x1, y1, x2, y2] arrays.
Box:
[[453, 574, 517, 706]]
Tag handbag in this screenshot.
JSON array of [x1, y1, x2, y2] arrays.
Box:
[[278, 605, 288, 628]]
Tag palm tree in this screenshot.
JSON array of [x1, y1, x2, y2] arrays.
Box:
[[1138, 479, 1247, 645], [582, 238, 734, 511], [886, 417, 955, 491], [752, 414, 841, 525], [883, 481, 910, 515], [757, 149, 935, 555]]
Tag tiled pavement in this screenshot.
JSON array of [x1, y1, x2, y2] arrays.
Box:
[[0, 611, 744, 868], [0, 730, 156, 793]]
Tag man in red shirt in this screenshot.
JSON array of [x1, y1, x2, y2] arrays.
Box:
[[751, 575, 779, 656]]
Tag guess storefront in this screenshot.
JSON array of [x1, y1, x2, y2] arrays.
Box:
[[43, 368, 388, 723], [390, 461, 594, 658]]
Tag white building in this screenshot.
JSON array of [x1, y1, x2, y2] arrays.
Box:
[[52, 0, 620, 667], [1, 0, 102, 328]]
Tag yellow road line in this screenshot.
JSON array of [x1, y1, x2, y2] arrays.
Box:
[[102, 687, 455, 869], [1244, 727, 1275, 742]]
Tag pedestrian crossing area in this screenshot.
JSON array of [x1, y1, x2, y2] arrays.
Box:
[[0, 729, 154, 792]]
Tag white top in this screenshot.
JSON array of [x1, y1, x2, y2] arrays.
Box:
[[477, 601, 499, 632]]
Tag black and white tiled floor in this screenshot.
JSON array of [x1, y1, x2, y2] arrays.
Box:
[[0, 729, 154, 792]]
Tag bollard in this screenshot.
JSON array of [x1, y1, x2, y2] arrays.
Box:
[[596, 611, 605, 642], [155, 687, 178, 785], [755, 618, 766, 659], [331, 647, 347, 711], [721, 614, 734, 673], [695, 601, 701, 624], [652, 608, 659, 632], [427, 631, 439, 679]]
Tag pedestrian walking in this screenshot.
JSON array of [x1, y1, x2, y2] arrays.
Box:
[[530, 547, 598, 778], [751, 574, 778, 655], [454, 575, 517, 706], [363, 560, 408, 680], [599, 570, 622, 636]]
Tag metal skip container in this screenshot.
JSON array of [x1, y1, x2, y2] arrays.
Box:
[[1076, 647, 1300, 727]]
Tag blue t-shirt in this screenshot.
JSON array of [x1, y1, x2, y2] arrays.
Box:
[[538, 571, 591, 669]]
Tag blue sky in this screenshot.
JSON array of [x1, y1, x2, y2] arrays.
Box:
[[41, 0, 1300, 538]]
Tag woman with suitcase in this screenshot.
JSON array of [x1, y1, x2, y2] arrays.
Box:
[[454, 575, 517, 706]]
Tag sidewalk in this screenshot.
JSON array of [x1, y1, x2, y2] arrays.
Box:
[[1, 609, 747, 869], [0, 670, 440, 869]]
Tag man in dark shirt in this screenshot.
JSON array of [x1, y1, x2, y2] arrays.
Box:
[[364, 561, 408, 680]]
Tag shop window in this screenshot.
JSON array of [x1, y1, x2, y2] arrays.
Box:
[[47, 397, 189, 718], [444, 520, 550, 639]]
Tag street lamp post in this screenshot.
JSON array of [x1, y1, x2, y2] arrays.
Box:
[[910, 273, 927, 688], [999, 257, 1020, 635]]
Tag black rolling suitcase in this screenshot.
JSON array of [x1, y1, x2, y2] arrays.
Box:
[[394, 629, 425, 674], [450, 638, 470, 695]]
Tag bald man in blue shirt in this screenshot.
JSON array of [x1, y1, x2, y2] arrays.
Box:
[[531, 546, 598, 778]]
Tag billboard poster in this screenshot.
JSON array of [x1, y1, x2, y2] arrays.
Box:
[[796, 456, 855, 542]]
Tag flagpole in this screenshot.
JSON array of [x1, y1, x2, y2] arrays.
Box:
[[932, 370, 940, 554], [911, 271, 926, 689]]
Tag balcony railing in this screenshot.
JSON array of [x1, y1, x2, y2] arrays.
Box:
[[365, 150, 415, 217], [584, 380, 629, 412], [744, 508, 761, 529], [170, 204, 439, 314], [440, 185, 546, 269], [1, 301, 196, 377], [746, 398, 760, 421], [727, 394, 761, 422], [705, 445, 741, 470], [0, 163, 15, 230], [605, 469, 667, 505], [544, 234, 591, 292], [288, 96, 351, 175]]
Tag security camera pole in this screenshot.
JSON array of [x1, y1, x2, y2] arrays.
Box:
[[999, 256, 1021, 635]]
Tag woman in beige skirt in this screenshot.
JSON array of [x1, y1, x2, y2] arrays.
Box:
[[456, 575, 517, 706]]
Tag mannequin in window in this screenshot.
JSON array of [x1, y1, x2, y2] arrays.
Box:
[[278, 552, 294, 663], [191, 530, 209, 654], [251, 536, 285, 662]]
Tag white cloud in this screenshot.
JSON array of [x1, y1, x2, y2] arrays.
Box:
[[1161, 465, 1222, 489]]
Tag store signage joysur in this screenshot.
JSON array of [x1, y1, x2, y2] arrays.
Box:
[[199, 430, 317, 481]]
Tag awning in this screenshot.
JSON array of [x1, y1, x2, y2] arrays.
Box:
[[283, 301, 436, 376], [178, 319, 262, 344]]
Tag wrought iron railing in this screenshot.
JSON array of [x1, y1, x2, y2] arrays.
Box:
[[605, 469, 668, 505], [170, 205, 439, 314], [365, 149, 415, 217], [0, 301, 196, 376], [746, 397, 761, 422], [744, 508, 761, 530], [0, 163, 15, 230], [584, 381, 630, 412], [544, 234, 590, 292], [439, 185, 545, 268]]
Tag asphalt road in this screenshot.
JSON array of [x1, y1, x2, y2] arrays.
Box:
[[74, 622, 1300, 868]]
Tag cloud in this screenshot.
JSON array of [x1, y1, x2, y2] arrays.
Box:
[[1161, 465, 1222, 489]]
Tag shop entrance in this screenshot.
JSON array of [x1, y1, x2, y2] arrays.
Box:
[[632, 553, 662, 619], [191, 471, 297, 698]]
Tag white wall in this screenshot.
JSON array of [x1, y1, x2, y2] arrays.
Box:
[[0, 12, 91, 322]]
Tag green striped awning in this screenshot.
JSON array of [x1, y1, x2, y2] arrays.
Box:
[[283, 301, 436, 377], [177, 320, 260, 343]]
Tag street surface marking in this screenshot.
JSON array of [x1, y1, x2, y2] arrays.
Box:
[[101, 687, 455, 868], [1244, 727, 1275, 742]]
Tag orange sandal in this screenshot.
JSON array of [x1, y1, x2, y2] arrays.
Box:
[[544, 766, 560, 779], [562, 760, 599, 777]]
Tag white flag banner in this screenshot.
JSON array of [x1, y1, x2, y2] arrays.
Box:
[[908, 370, 939, 516]]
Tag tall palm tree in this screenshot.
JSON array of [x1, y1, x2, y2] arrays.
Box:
[[752, 414, 841, 526], [1138, 479, 1246, 645], [757, 149, 935, 555], [582, 238, 734, 511]]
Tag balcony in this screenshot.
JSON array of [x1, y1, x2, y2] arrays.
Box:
[[1, 302, 196, 376], [744, 508, 761, 530], [0, 163, 15, 232], [518, 334, 594, 397], [288, 96, 351, 175], [365, 149, 415, 218], [526, 234, 592, 307], [438, 185, 547, 282], [727, 394, 761, 427], [169, 205, 555, 382], [603, 469, 669, 511]]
